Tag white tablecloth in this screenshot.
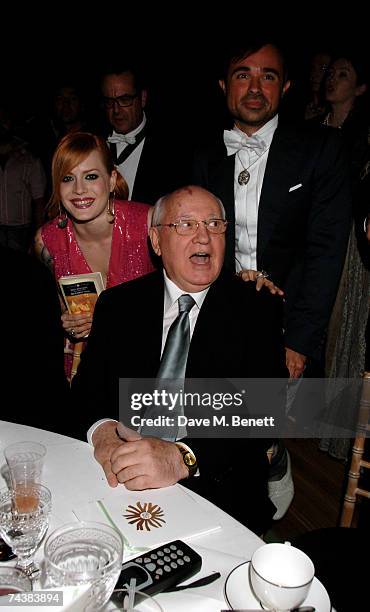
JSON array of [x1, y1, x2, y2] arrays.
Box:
[[0, 421, 263, 610]]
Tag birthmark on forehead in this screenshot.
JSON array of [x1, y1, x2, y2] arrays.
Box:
[[169, 186, 221, 215]]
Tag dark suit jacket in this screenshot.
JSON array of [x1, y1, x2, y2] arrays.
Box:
[[0, 247, 70, 431], [193, 122, 352, 361], [72, 270, 287, 533], [124, 127, 192, 205]]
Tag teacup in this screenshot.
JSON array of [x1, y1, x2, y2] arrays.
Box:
[[250, 542, 314, 611]]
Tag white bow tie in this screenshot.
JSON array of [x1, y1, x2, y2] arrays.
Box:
[[223, 130, 267, 156], [107, 133, 136, 146]]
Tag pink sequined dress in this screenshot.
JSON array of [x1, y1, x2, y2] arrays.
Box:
[[41, 200, 154, 378]]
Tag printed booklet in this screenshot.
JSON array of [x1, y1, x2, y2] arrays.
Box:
[[58, 272, 104, 314]]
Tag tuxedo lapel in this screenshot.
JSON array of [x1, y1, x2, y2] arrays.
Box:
[[131, 131, 191, 204], [210, 154, 235, 221], [131, 137, 154, 203], [186, 283, 219, 378], [257, 125, 304, 267], [186, 273, 236, 377], [206, 154, 236, 271], [134, 272, 164, 375]]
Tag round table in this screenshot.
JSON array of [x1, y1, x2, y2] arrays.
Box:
[[0, 420, 264, 611]]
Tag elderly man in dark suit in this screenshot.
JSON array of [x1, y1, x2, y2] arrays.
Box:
[[72, 185, 287, 534]]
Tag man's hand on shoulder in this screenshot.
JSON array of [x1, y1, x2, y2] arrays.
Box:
[[237, 269, 284, 295], [285, 347, 307, 379], [92, 420, 126, 487], [110, 424, 189, 489]]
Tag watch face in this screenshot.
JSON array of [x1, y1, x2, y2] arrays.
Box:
[[184, 452, 196, 467]]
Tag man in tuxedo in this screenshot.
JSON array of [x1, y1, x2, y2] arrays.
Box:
[[193, 38, 352, 379], [72, 185, 287, 534], [193, 38, 352, 520], [101, 63, 191, 204]]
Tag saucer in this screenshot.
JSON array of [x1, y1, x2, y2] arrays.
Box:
[[224, 561, 331, 611]]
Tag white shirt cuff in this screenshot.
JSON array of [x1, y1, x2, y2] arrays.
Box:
[[87, 418, 117, 445]]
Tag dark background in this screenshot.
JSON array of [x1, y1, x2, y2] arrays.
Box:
[[2, 13, 368, 137]]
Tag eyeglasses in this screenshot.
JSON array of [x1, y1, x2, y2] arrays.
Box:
[[155, 218, 228, 236], [102, 93, 139, 109]]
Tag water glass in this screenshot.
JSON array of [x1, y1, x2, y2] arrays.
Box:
[[4, 441, 46, 490], [43, 521, 123, 611], [0, 484, 51, 577]]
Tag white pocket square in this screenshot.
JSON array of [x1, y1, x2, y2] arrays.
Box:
[[289, 183, 303, 192]]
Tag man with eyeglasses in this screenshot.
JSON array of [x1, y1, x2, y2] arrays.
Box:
[[72, 185, 287, 534], [101, 63, 191, 204]]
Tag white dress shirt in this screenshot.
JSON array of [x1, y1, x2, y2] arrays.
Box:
[[87, 271, 210, 443], [161, 271, 208, 354], [224, 115, 278, 271], [110, 114, 147, 199]]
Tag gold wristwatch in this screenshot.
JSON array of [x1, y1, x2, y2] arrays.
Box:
[[175, 443, 198, 478]]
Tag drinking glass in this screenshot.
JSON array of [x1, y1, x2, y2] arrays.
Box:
[[4, 441, 46, 490], [0, 566, 32, 596], [0, 484, 51, 578], [43, 521, 123, 611]]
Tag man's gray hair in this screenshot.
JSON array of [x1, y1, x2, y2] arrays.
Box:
[[151, 189, 226, 227]]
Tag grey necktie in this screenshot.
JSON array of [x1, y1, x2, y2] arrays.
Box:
[[140, 294, 196, 440], [157, 294, 195, 380]]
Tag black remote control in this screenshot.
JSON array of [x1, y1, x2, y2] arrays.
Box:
[[112, 539, 202, 603]]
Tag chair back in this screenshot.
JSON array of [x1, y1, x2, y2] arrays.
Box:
[[70, 342, 84, 383], [340, 371, 370, 527]]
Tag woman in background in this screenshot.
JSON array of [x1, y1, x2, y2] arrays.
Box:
[[317, 52, 370, 458], [303, 49, 332, 120]]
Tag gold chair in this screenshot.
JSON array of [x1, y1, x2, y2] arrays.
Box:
[[340, 371, 370, 527], [70, 341, 84, 383]]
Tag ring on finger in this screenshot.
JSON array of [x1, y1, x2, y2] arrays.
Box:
[[256, 270, 270, 280], [70, 328, 76, 337]]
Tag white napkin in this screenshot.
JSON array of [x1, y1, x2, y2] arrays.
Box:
[[72, 486, 221, 556]]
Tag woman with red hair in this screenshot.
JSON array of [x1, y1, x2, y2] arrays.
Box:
[[34, 131, 154, 380]]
